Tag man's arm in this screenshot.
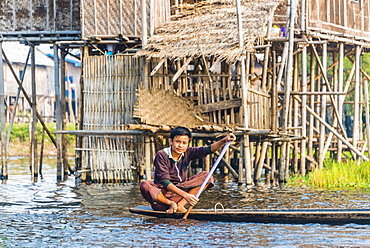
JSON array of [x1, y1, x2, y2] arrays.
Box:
[[210, 133, 236, 152]]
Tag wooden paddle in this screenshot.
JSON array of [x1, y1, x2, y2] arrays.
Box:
[[182, 141, 232, 219]]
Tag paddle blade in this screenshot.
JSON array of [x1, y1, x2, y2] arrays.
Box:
[[182, 205, 194, 219]]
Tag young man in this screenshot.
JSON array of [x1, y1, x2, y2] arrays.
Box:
[[140, 126, 236, 213]]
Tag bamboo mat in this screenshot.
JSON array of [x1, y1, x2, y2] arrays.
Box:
[[134, 86, 205, 128]]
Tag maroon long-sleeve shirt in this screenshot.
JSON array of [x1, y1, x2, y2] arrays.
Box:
[[153, 146, 213, 186]]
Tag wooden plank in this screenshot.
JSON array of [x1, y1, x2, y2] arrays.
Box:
[[195, 98, 242, 113]]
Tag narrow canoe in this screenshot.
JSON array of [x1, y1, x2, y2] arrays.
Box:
[[129, 205, 370, 224]]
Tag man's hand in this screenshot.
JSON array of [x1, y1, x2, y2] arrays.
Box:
[[183, 193, 199, 206]]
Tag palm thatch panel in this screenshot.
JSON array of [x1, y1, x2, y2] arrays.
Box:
[[137, 0, 283, 62]]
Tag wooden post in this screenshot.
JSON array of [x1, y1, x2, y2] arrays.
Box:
[[254, 141, 269, 185], [238, 139, 244, 185], [353, 45, 361, 159], [294, 95, 368, 161], [271, 142, 277, 186], [54, 44, 63, 181], [141, 0, 147, 46], [308, 48, 315, 168], [300, 43, 307, 175], [61, 48, 69, 177], [141, 0, 148, 89], [145, 136, 152, 181], [236, 0, 252, 186], [293, 53, 299, 173], [0, 42, 7, 181], [271, 49, 278, 133], [364, 79, 370, 160], [319, 43, 327, 167], [75, 46, 85, 175], [30, 44, 38, 182], [281, 0, 297, 134]]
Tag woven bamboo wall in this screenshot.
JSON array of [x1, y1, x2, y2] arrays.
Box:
[[81, 55, 143, 183], [0, 0, 80, 32], [306, 0, 370, 38], [147, 58, 271, 129], [81, 0, 170, 38]]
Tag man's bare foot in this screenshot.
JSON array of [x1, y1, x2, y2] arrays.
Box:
[[166, 201, 177, 213], [177, 205, 187, 213]]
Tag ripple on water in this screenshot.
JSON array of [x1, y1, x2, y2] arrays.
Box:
[[1, 158, 370, 247]]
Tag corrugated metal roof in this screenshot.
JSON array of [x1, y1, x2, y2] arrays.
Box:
[[2, 42, 55, 67]]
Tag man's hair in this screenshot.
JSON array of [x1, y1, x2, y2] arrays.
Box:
[[170, 126, 192, 140]]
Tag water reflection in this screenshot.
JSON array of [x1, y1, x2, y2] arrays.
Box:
[[1, 157, 370, 247]]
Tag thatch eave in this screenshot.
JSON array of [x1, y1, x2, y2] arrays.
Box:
[[136, 0, 283, 63]]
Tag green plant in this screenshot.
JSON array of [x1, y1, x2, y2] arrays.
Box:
[[6, 122, 76, 144], [288, 159, 370, 188]]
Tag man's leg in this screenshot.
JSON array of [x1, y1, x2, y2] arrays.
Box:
[[157, 192, 178, 213]]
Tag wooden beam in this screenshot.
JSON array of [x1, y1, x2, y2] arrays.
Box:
[[172, 56, 193, 82], [150, 58, 166, 76], [294, 95, 369, 161], [195, 98, 242, 113]]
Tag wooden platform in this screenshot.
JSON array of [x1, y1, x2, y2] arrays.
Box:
[[129, 205, 370, 224]]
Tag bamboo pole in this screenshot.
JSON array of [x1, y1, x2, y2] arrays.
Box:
[[39, 128, 45, 179], [254, 141, 269, 185], [30, 44, 38, 182], [365, 79, 370, 160], [293, 54, 299, 173], [1, 50, 57, 146], [145, 136, 152, 181], [75, 47, 85, 174], [308, 48, 315, 167], [294, 95, 368, 161], [271, 49, 278, 133], [311, 44, 348, 137], [5, 48, 30, 154], [236, 0, 252, 186], [353, 45, 361, 159], [281, 0, 297, 134], [300, 43, 307, 175], [278, 0, 297, 182], [54, 44, 64, 181], [238, 139, 244, 185], [0, 42, 6, 181], [337, 43, 344, 161], [61, 49, 69, 177], [319, 43, 327, 167]]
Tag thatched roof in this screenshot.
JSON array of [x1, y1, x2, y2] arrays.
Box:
[[137, 0, 283, 62]]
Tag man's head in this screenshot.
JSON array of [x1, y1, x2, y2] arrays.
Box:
[[169, 127, 192, 158], [170, 126, 192, 140]]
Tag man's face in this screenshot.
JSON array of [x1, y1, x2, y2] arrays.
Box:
[[170, 135, 190, 157]]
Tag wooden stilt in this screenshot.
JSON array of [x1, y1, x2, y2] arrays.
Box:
[[293, 54, 299, 173], [353, 45, 361, 159], [254, 141, 269, 185], [145, 136, 152, 181], [300, 43, 308, 175], [0, 42, 7, 181], [319, 43, 327, 167]]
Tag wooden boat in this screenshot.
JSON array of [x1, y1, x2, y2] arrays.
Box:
[[129, 205, 370, 224]]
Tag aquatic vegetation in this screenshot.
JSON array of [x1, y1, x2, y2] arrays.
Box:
[[288, 160, 370, 188]]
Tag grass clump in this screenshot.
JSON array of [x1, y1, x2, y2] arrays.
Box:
[[288, 159, 370, 188]]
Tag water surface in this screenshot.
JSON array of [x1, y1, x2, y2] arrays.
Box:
[[1, 157, 370, 247]]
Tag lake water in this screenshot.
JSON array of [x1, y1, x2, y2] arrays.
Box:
[[1, 157, 370, 247]]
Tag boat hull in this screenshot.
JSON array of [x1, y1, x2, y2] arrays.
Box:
[[129, 205, 370, 224]]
